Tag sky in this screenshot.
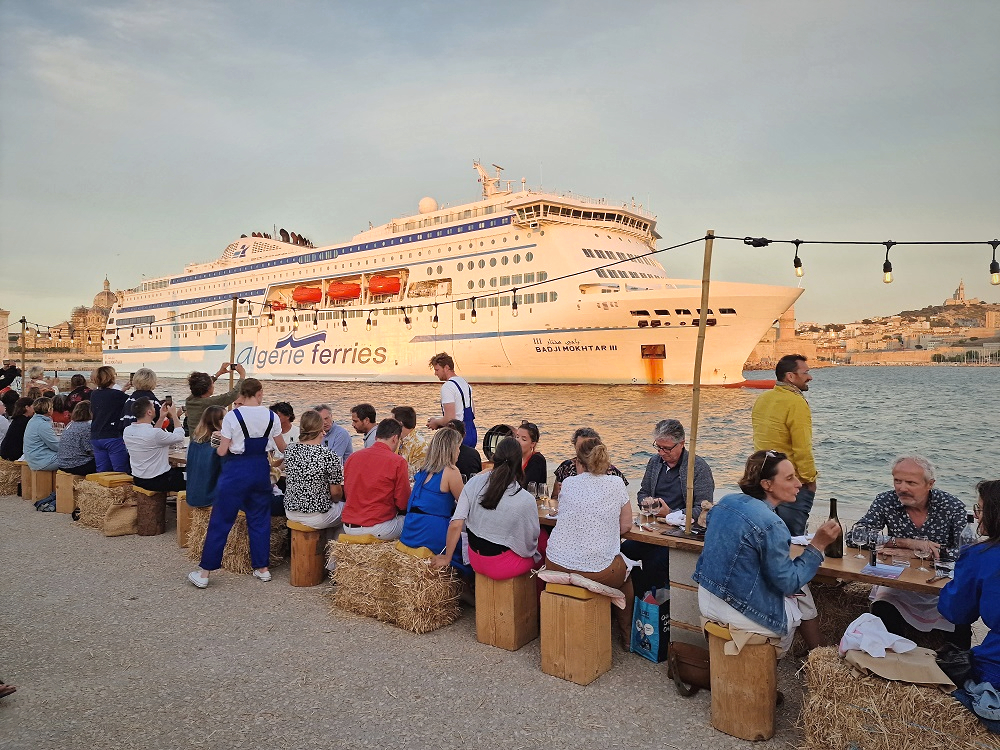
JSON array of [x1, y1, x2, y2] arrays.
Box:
[[1, 0, 998, 329]]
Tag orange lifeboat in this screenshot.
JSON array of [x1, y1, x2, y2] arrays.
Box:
[[368, 276, 401, 295], [271, 301, 287, 311], [292, 286, 322, 304], [327, 282, 362, 300]]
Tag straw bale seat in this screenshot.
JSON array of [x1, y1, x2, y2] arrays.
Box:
[[287, 520, 327, 587], [328, 538, 462, 633], [76, 473, 133, 530], [475, 572, 539, 651], [186, 507, 287, 573], [801, 646, 995, 750], [540, 583, 613, 685], [130, 485, 167, 536], [56, 471, 84, 514], [0, 459, 20, 496], [704, 621, 778, 742]]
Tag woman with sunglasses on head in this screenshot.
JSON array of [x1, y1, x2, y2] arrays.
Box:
[[515, 420, 547, 488], [693, 450, 841, 656], [938, 480, 1000, 690]]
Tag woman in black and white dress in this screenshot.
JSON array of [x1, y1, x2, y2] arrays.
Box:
[[282, 409, 344, 529]]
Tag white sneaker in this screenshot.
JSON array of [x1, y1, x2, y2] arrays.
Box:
[[187, 571, 208, 589], [252, 569, 272, 582]]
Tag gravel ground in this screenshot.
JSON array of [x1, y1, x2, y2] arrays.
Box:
[[0, 495, 806, 750]]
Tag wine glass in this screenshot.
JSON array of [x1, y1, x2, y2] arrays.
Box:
[[528, 481, 539, 502], [913, 535, 931, 572], [850, 523, 868, 559], [538, 483, 550, 513]]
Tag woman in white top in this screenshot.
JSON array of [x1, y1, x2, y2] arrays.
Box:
[[545, 437, 633, 641]]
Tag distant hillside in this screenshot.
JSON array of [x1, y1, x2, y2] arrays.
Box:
[[896, 301, 998, 327]]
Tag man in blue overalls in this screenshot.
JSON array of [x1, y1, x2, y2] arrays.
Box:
[[425, 352, 477, 449], [188, 378, 285, 588]]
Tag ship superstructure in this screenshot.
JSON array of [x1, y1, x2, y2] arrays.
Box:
[[103, 163, 801, 384]]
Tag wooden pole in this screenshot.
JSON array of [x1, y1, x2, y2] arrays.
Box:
[[229, 297, 238, 395], [19, 317, 27, 396], [685, 231, 714, 534]]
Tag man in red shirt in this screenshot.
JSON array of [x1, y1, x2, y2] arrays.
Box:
[[342, 418, 410, 539]]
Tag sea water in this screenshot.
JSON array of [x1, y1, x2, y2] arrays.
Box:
[[151, 365, 994, 520]]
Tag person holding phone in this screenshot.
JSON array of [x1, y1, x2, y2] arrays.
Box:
[[184, 362, 245, 431]]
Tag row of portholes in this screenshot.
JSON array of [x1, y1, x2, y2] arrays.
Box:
[[452, 252, 533, 273]]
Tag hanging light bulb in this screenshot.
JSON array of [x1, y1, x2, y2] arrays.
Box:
[[312, 311, 318, 331], [882, 241, 895, 284], [432, 303, 439, 329], [267, 308, 275, 326], [511, 288, 519, 317], [87, 332, 92, 345], [990, 240, 1000, 286], [114, 329, 120, 345], [148, 325, 153, 338], [292, 311, 299, 330], [404, 310, 412, 330], [366, 312, 372, 332], [341, 310, 348, 331], [47, 328, 52, 341], [470, 297, 477, 323], [130, 328, 135, 341], [792, 240, 804, 278]]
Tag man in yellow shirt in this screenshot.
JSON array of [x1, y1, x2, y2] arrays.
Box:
[[392, 405, 428, 472], [751, 354, 817, 535]]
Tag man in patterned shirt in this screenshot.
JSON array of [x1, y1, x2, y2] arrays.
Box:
[[856, 455, 970, 647], [391, 406, 428, 471]]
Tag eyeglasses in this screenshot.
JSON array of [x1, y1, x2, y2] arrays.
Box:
[[974, 504, 982, 514], [653, 441, 682, 453]]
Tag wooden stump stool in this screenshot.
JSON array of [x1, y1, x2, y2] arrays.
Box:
[[476, 572, 539, 651], [55, 471, 82, 514], [176, 491, 191, 548], [288, 520, 326, 587], [132, 486, 167, 536], [704, 621, 777, 742], [17, 461, 31, 500], [540, 583, 612, 685], [31, 469, 56, 502]]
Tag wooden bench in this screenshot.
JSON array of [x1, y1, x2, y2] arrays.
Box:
[[704, 621, 778, 742], [540, 583, 612, 685], [55, 470, 83, 514], [17, 461, 31, 500], [31, 469, 56, 502], [475, 572, 539, 651], [287, 520, 327, 587], [130, 485, 167, 536], [176, 491, 191, 548]]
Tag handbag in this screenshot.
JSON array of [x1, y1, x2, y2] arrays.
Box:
[[667, 641, 711, 696], [104, 498, 138, 537], [936, 643, 974, 687], [631, 591, 670, 663]]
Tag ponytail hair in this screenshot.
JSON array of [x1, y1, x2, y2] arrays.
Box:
[[577, 437, 610, 475], [480, 436, 524, 510]]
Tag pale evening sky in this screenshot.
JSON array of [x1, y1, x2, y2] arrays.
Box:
[[1, 0, 997, 329]]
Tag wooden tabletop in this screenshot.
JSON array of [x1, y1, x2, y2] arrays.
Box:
[[539, 511, 948, 595], [168, 450, 187, 467]]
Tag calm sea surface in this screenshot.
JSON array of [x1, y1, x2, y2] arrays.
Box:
[[148, 366, 994, 520]]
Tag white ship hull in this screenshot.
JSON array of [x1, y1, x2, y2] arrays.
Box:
[[103, 174, 802, 385]]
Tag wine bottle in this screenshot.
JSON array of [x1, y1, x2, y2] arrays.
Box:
[[824, 497, 844, 558]]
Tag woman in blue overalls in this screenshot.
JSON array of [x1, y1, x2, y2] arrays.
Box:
[[187, 379, 285, 588], [398, 428, 469, 575]]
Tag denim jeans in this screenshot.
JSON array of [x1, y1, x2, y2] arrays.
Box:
[[92, 437, 130, 474], [775, 484, 815, 537]]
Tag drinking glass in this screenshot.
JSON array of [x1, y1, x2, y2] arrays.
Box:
[[538, 483, 550, 513], [637, 499, 653, 530], [913, 535, 931, 572], [850, 523, 868, 559], [528, 482, 539, 500]]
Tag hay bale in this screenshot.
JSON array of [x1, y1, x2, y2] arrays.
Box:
[[391, 547, 462, 634], [76, 480, 132, 531], [0, 460, 19, 496], [186, 508, 285, 573], [792, 580, 874, 657], [329, 539, 399, 623], [800, 646, 997, 750]]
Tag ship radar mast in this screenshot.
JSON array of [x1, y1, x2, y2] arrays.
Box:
[[474, 160, 513, 199]]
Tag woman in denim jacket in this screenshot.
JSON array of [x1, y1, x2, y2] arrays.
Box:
[[693, 450, 840, 655]]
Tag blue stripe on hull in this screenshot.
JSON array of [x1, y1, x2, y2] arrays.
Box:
[[104, 344, 229, 354], [407, 327, 624, 343]]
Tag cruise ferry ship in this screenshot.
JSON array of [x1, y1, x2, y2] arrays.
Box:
[[103, 163, 801, 385]]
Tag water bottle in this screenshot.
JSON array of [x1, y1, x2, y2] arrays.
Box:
[[959, 513, 978, 550]]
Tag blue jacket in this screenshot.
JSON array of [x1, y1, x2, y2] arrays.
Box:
[[938, 542, 1000, 685], [693, 491, 823, 634], [24, 414, 59, 470]]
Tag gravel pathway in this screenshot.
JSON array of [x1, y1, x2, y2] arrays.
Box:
[[0, 495, 805, 750]]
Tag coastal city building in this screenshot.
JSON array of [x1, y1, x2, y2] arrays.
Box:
[[6, 279, 118, 357]]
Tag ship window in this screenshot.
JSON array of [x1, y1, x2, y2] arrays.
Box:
[[500, 296, 510, 306], [638, 320, 649, 328], [524, 294, 534, 304], [630, 310, 650, 316], [522, 273, 533, 283], [654, 309, 671, 316], [596, 269, 608, 278], [478, 279, 485, 288], [537, 292, 548, 302], [500, 275, 510, 286], [457, 300, 465, 310], [720, 308, 737, 315], [437, 265, 443, 273], [503, 237, 507, 243], [488, 297, 498, 308], [501, 256, 509, 266], [512, 274, 522, 285], [551, 292, 558, 301], [491, 239, 495, 244], [675, 308, 692, 315], [707, 319, 717, 326], [457, 262, 464, 271], [513, 254, 521, 264], [478, 259, 485, 269], [696, 309, 715, 315], [489, 258, 497, 267], [583, 249, 594, 258], [427, 267, 433, 276], [468, 281, 474, 290], [650, 320, 661, 328], [526, 252, 534, 262], [490, 278, 497, 287]]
